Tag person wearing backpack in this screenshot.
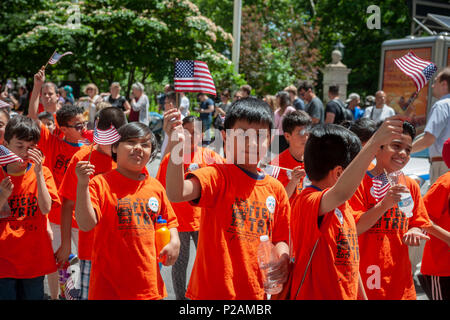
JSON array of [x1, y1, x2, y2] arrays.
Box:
[[324, 85, 352, 124]]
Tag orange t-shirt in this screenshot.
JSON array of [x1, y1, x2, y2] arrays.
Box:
[[58, 146, 116, 261], [349, 172, 432, 300], [289, 186, 360, 300], [38, 124, 82, 226], [88, 169, 178, 300], [270, 149, 304, 200], [185, 164, 291, 300], [421, 172, 450, 277], [0, 165, 61, 278], [156, 146, 224, 232]]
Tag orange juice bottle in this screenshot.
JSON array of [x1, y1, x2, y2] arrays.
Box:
[[155, 216, 170, 263]]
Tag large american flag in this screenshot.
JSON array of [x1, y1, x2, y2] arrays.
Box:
[[372, 173, 391, 202], [393, 51, 437, 92], [94, 125, 121, 145], [174, 60, 216, 96], [0, 145, 24, 165], [48, 51, 73, 65]]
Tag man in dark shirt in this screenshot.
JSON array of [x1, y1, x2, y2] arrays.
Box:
[[198, 93, 215, 142], [298, 81, 324, 124], [285, 85, 305, 111], [324, 85, 347, 124]]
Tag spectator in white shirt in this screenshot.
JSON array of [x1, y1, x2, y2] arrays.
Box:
[[362, 90, 396, 123]]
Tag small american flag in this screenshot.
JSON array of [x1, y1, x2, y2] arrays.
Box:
[[372, 173, 391, 202], [0, 145, 24, 165], [48, 51, 73, 65], [174, 60, 216, 96], [262, 164, 281, 179], [0, 100, 11, 108], [393, 51, 437, 92], [93, 125, 121, 145]]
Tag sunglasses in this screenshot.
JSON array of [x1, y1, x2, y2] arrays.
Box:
[[65, 122, 87, 131]]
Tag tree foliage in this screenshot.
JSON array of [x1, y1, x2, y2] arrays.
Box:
[[0, 0, 244, 97]]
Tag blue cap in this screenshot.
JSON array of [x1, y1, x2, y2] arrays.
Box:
[[156, 215, 167, 224]]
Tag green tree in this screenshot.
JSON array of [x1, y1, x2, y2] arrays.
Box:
[[1, 0, 244, 98]]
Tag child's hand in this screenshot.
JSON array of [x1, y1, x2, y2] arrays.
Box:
[[75, 161, 95, 185], [380, 185, 408, 210], [403, 227, 430, 246], [28, 147, 44, 175], [163, 109, 184, 143], [0, 176, 14, 198], [371, 115, 407, 148], [266, 253, 290, 285], [290, 166, 306, 184], [55, 243, 71, 265], [159, 238, 180, 266]]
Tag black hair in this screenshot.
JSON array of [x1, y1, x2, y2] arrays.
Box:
[[38, 111, 54, 123], [376, 120, 416, 144], [276, 91, 291, 109], [298, 81, 314, 92], [304, 124, 361, 181], [342, 118, 377, 144], [282, 110, 312, 134], [4, 114, 40, 143], [97, 107, 127, 130], [56, 104, 84, 127], [182, 115, 199, 126], [224, 97, 274, 131], [111, 122, 157, 163], [328, 85, 339, 95], [402, 121, 416, 141]]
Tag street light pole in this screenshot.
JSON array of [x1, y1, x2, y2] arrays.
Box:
[[232, 0, 242, 74]]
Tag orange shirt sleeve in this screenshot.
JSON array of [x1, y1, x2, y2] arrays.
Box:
[[43, 166, 61, 211], [187, 165, 223, 208], [406, 176, 432, 229], [58, 152, 81, 201], [423, 176, 449, 222]]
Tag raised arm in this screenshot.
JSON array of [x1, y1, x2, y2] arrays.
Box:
[[28, 67, 46, 125], [320, 115, 407, 215], [164, 108, 201, 203], [74, 161, 97, 232]]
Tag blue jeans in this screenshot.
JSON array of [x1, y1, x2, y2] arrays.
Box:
[[0, 276, 45, 300]]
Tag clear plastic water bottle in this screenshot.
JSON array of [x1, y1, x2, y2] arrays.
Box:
[[257, 235, 283, 295], [398, 191, 414, 218]]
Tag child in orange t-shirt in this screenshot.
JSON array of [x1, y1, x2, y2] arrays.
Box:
[[419, 139, 450, 300], [0, 115, 60, 300], [165, 98, 291, 300], [289, 116, 407, 300], [157, 115, 223, 300], [75, 122, 180, 300], [57, 107, 127, 300], [270, 110, 311, 200], [29, 68, 88, 299], [349, 122, 435, 300]]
